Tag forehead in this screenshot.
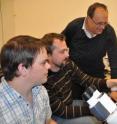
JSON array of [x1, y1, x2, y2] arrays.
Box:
[[93, 7, 108, 20], [53, 38, 67, 49]]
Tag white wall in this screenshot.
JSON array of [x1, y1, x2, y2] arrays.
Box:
[[0, 0, 117, 48]]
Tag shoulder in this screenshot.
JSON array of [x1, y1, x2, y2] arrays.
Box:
[[69, 17, 85, 24], [33, 85, 48, 97], [0, 77, 8, 95], [104, 24, 116, 34], [66, 17, 85, 28], [0, 68, 3, 79], [64, 59, 78, 71]]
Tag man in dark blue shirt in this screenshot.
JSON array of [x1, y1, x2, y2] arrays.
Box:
[[62, 2, 117, 78]]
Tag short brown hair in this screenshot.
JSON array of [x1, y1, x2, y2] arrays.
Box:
[[41, 33, 66, 54], [0, 35, 44, 81], [87, 2, 108, 18]]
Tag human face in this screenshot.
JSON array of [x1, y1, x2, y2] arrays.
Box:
[[27, 48, 50, 85], [50, 39, 69, 68], [87, 7, 108, 35]]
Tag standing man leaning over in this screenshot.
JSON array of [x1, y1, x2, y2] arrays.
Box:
[[0, 35, 56, 124], [62, 2, 117, 78], [42, 33, 117, 124]]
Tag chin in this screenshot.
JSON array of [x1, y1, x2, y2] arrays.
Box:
[[39, 79, 47, 85], [97, 30, 103, 34], [43, 79, 48, 84], [63, 60, 68, 65]]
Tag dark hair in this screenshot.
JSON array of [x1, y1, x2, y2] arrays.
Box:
[[41, 33, 66, 54], [0, 35, 44, 81], [87, 2, 108, 18]]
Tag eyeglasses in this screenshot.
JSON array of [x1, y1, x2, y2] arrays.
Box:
[[91, 18, 108, 27]]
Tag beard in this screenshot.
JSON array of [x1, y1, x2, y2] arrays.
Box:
[[55, 58, 69, 68]]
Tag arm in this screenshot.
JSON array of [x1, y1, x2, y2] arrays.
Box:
[[109, 91, 117, 102], [106, 79, 117, 88], [106, 25, 117, 78], [45, 72, 91, 119], [61, 18, 81, 47], [47, 86, 91, 119], [41, 86, 53, 123], [46, 119, 57, 124], [71, 60, 117, 91], [45, 61, 117, 119], [70, 61, 109, 92]]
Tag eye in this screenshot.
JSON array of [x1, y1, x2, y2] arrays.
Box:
[[60, 48, 69, 54], [60, 50, 65, 54]]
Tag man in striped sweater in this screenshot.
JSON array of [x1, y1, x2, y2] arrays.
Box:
[[42, 33, 117, 124]]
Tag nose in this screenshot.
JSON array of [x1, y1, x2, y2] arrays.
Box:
[[100, 25, 105, 30], [99, 23, 107, 30], [65, 51, 69, 58]]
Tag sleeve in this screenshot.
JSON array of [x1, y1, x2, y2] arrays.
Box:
[[0, 68, 3, 79], [0, 104, 7, 124], [47, 85, 91, 119], [44, 68, 91, 119], [70, 61, 109, 92], [106, 25, 117, 78], [61, 20, 78, 47], [45, 60, 110, 119], [42, 86, 52, 120]]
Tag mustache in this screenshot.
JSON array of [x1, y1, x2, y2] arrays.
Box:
[[64, 57, 69, 63], [61, 58, 69, 68]]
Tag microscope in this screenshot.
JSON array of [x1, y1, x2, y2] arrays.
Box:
[[82, 86, 117, 124]]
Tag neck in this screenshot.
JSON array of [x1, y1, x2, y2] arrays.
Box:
[[50, 63, 60, 72], [8, 77, 33, 104], [48, 56, 60, 72]]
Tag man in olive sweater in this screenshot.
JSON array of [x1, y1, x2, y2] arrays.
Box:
[[42, 33, 117, 124]]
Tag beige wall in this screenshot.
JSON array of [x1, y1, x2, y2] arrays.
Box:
[[0, 0, 117, 48], [0, 0, 14, 49], [0, 0, 3, 49]]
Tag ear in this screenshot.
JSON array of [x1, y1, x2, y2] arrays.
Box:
[[47, 52, 52, 59], [86, 16, 89, 22], [17, 63, 28, 76]]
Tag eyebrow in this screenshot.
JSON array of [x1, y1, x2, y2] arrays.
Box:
[[41, 58, 49, 64], [53, 44, 68, 49]]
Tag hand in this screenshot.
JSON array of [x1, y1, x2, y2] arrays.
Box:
[[109, 91, 117, 102], [106, 79, 117, 88], [47, 119, 57, 124]]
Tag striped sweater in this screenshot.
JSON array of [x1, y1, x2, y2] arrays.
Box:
[[44, 60, 109, 119]]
